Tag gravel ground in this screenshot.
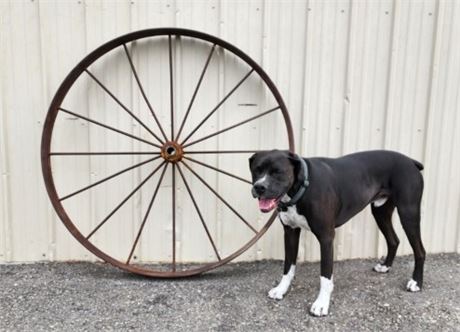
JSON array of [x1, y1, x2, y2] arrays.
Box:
[[1, 253, 459, 331]]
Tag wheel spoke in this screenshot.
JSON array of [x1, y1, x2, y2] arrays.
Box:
[[168, 35, 175, 140], [183, 156, 251, 185], [183, 106, 280, 148], [85, 69, 163, 144], [85, 161, 166, 240], [59, 108, 161, 148], [123, 44, 168, 142], [175, 44, 216, 141], [185, 149, 267, 155], [177, 163, 221, 261], [180, 68, 255, 145], [171, 163, 176, 272], [50, 152, 160, 156], [126, 163, 168, 264], [60, 156, 161, 201], [180, 160, 257, 234]]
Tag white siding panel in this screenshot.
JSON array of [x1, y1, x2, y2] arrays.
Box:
[[2, 1, 51, 261], [302, 0, 353, 261], [423, 0, 460, 254], [1, 0, 459, 264]]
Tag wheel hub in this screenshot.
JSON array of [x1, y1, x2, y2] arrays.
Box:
[[161, 141, 183, 162]]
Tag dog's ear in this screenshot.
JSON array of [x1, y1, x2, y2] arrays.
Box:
[[248, 154, 256, 168], [286, 151, 297, 161], [286, 151, 299, 165], [286, 151, 301, 178]]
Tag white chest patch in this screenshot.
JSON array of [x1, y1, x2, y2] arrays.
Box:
[[278, 205, 310, 230]]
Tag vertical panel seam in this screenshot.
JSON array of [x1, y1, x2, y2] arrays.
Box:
[[298, 0, 310, 262], [37, 0, 57, 261], [84, 0, 96, 261], [437, 3, 457, 250], [421, 0, 443, 249], [340, 0, 354, 156], [369, 1, 383, 258], [0, 90, 11, 262], [299, 0, 309, 156], [336, 0, 354, 260], [256, 0, 269, 260], [313, 5, 325, 154], [0, 1, 12, 262], [217, 0, 224, 257], [409, 1, 425, 154], [326, 2, 338, 155], [422, 0, 441, 165], [449, 74, 460, 251], [454, 2, 460, 251], [382, 0, 399, 148], [129, 0, 140, 260], [395, 1, 412, 151], [379, 0, 398, 253]]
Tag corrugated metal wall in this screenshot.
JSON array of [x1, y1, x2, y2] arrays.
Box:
[[1, 0, 459, 264]]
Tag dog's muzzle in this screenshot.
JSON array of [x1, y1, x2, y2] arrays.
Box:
[[252, 183, 280, 213], [252, 183, 267, 198]]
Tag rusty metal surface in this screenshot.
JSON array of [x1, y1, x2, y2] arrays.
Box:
[[41, 28, 295, 277]]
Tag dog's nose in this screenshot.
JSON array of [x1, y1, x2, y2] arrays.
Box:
[[253, 183, 266, 196]]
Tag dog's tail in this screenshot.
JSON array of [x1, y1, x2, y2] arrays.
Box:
[[412, 159, 424, 171]]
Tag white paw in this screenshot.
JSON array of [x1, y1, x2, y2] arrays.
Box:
[[310, 276, 333, 317], [406, 278, 420, 292], [267, 266, 295, 300], [268, 286, 286, 300], [373, 263, 390, 273], [310, 297, 330, 317]]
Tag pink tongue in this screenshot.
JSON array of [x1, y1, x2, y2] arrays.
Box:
[[258, 198, 277, 212]]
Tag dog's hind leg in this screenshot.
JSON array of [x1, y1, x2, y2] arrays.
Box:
[[394, 171, 425, 291], [371, 200, 398, 273], [397, 203, 425, 291], [268, 226, 301, 300]]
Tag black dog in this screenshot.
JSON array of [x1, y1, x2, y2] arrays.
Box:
[[249, 150, 425, 316]]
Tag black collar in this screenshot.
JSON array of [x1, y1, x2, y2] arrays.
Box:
[[277, 155, 309, 211]]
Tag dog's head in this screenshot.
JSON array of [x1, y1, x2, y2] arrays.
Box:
[[249, 150, 299, 213]]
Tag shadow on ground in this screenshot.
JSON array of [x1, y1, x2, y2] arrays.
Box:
[[1, 253, 459, 331]]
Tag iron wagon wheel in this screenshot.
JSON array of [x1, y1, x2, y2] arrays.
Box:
[[41, 28, 294, 278]]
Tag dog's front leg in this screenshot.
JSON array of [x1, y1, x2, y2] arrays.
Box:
[[310, 236, 334, 316], [268, 226, 301, 300]]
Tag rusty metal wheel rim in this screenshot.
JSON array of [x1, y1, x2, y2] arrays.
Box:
[[41, 28, 295, 278]]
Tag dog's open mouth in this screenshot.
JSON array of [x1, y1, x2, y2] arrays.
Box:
[[258, 197, 280, 213]]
